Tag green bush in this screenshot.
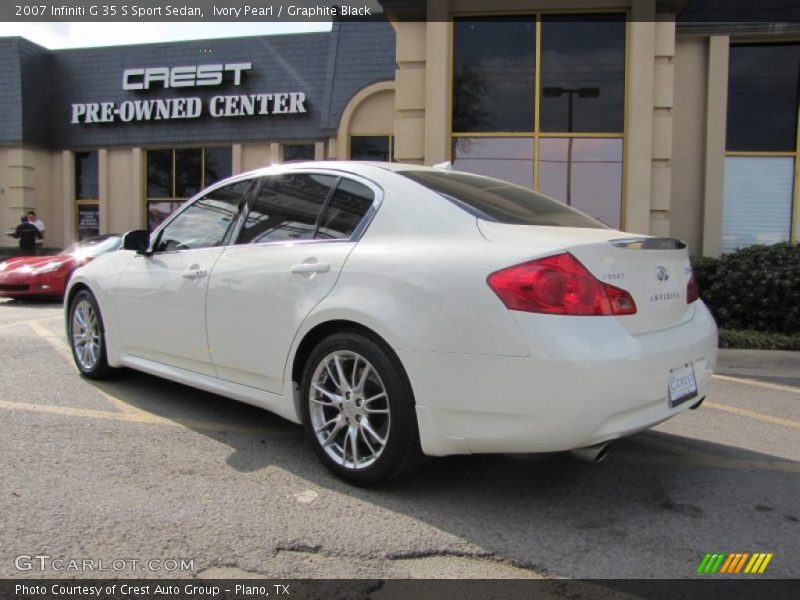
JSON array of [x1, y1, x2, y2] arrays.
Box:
[[719, 329, 800, 351], [691, 243, 800, 335]]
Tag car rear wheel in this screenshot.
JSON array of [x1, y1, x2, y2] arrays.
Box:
[[301, 331, 425, 485], [68, 290, 116, 379]]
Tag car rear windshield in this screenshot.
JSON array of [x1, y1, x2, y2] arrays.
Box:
[[400, 170, 607, 229]]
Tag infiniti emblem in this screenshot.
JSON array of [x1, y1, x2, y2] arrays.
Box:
[[656, 266, 669, 282]]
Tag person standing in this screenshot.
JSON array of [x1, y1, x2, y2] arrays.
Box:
[[10, 216, 42, 256], [26, 211, 45, 254]]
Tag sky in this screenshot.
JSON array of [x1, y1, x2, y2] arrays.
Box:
[[0, 22, 333, 49]]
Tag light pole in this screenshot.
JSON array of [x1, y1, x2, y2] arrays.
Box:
[[542, 86, 600, 206]]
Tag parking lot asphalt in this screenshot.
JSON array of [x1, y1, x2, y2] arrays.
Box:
[[0, 298, 798, 580]]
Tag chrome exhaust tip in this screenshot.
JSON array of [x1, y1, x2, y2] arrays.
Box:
[[570, 442, 611, 464]]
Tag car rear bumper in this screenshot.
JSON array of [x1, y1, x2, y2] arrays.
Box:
[[402, 301, 718, 456]]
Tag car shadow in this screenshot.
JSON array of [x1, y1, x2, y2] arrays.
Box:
[[87, 369, 800, 579]]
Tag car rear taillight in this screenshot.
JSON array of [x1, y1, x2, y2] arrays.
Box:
[[486, 253, 637, 316], [687, 272, 699, 304]]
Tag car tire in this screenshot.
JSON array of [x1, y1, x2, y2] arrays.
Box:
[[68, 289, 116, 380], [301, 331, 425, 486]]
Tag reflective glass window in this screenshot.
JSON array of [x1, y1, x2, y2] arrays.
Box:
[[540, 15, 626, 133], [204, 147, 233, 187], [317, 179, 374, 240], [452, 138, 534, 189], [727, 44, 800, 152], [537, 138, 623, 228], [350, 136, 391, 161], [155, 180, 249, 251], [238, 173, 337, 244], [147, 149, 173, 198], [400, 170, 604, 229], [283, 144, 316, 162], [453, 17, 536, 132], [175, 148, 203, 199], [722, 157, 794, 252], [75, 151, 99, 199]]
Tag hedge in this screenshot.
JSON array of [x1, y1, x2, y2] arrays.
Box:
[[719, 329, 800, 351], [691, 243, 800, 335]]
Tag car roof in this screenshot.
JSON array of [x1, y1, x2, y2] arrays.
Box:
[[227, 161, 443, 182]]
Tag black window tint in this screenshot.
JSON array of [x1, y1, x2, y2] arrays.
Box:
[[317, 179, 375, 240], [400, 170, 605, 229], [350, 136, 390, 161], [147, 149, 172, 198], [453, 17, 536, 132], [540, 14, 626, 133], [283, 144, 316, 162], [75, 151, 98, 199], [204, 147, 233, 187], [175, 148, 203, 198], [727, 44, 800, 152], [156, 181, 249, 251], [238, 173, 337, 244]]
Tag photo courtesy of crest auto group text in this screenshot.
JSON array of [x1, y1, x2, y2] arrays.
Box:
[[0, 1, 798, 599]]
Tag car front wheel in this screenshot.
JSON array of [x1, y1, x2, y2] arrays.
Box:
[[68, 290, 116, 379], [301, 331, 424, 485]]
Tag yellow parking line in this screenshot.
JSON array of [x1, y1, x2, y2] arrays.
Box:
[[26, 320, 160, 420], [0, 316, 63, 331], [0, 398, 288, 437], [0, 399, 165, 424], [712, 373, 800, 395], [630, 435, 800, 473], [704, 401, 800, 431]]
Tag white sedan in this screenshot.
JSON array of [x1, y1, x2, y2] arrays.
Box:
[[65, 162, 718, 485]]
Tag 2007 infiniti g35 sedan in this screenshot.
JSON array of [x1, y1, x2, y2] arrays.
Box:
[[65, 162, 717, 485]]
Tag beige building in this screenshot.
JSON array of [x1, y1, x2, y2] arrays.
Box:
[[1, 1, 798, 257]]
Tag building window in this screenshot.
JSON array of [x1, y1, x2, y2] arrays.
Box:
[[75, 151, 99, 240], [452, 17, 536, 133], [451, 14, 626, 228], [146, 147, 232, 231], [723, 43, 800, 253], [350, 135, 393, 161], [282, 144, 316, 162]]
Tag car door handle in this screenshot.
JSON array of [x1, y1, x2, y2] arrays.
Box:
[[181, 268, 207, 279], [290, 263, 330, 274]]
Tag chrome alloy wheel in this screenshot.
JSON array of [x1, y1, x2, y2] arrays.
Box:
[[309, 350, 391, 470], [71, 299, 101, 371]]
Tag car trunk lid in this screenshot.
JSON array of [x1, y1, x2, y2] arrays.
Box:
[[479, 221, 695, 335]]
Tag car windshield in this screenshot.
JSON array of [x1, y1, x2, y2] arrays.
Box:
[[400, 170, 607, 229], [63, 237, 121, 259]]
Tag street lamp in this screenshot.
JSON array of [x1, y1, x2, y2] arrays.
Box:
[[542, 86, 600, 206]]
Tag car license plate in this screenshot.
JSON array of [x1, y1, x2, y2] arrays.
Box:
[[668, 363, 697, 407]]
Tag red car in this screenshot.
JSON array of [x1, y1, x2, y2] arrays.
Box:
[[0, 235, 121, 299]]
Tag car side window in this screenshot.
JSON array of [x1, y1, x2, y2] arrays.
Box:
[[316, 178, 375, 240], [237, 173, 337, 244], [156, 180, 250, 252]]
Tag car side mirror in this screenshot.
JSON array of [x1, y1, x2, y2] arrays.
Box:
[[123, 230, 152, 255]]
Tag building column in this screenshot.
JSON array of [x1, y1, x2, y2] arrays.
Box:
[[131, 148, 144, 229], [650, 14, 676, 238], [393, 19, 428, 164], [702, 35, 730, 257], [269, 142, 280, 165], [624, 4, 656, 234], [232, 144, 243, 174], [61, 150, 75, 245], [98, 149, 110, 234], [314, 141, 326, 161]]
